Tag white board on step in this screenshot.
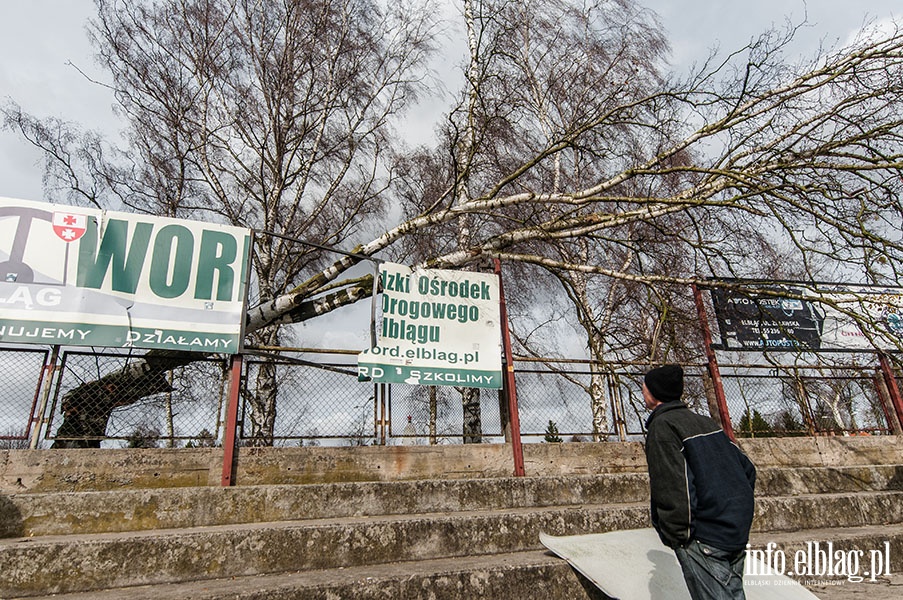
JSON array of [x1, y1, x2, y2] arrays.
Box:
[[540, 528, 820, 600]]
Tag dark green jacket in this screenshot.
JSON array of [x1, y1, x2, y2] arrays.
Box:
[[644, 401, 756, 552]]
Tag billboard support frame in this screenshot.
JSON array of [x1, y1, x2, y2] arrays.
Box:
[[28, 345, 58, 449], [692, 284, 735, 441], [495, 259, 524, 476], [878, 353, 903, 433], [221, 353, 244, 486], [699, 278, 903, 437]]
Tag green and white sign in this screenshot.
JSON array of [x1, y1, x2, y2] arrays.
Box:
[[0, 197, 251, 353], [358, 263, 503, 389]]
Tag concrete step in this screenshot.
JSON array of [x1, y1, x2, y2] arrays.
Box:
[[0, 552, 590, 600], [756, 464, 903, 496], [4, 465, 901, 538], [750, 525, 903, 600], [5, 437, 901, 495], [3, 490, 903, 598], [0, 502, 645, 598], [5, 474, 651, 538], [4, 441, 902, 599], [756, 490, 903, 532], [9, 525, 903, 600]]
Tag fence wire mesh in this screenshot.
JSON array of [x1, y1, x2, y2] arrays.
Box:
[[2, 345, 900, 447], [46, 351, 229, 447], [389, 383, 503, 444], [510, 363, 714, 442], [0, 347, 47, 447], [239, 354, 371, 446], [720, 365, 893, 437]]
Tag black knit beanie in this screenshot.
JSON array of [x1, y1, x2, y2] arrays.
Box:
[[644, 364, 684, 403]]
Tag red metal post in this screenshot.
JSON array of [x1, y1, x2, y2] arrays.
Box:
[[495, 259, 525, 477], [872, 371, 899, 435], [692, 284, 735, 441], [878, 353, 903, 434], [221, 353, 244, 486]]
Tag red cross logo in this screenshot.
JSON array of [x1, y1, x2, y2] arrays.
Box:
[[52, 212, 88, 243]]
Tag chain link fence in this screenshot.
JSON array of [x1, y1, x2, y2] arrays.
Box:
[[1, 345, 900, 447], [720, 364, 894, 437], [0, 347, 48, 448], [389, 382, 503, 444], [509, 362, 716, 442], [45, 350, 230, 448], [239, 352, 370, 446]]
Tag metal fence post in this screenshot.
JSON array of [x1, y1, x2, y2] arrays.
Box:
[[878, 353, 903, 434], [495, 259, 525, 476], [692, 284, 735, 441], [608, 374, 628, 442], [29, 346, 60, 449], [378, 382, 387, 445], [873, 368, 902, 435], [221, 353, 243, 486]]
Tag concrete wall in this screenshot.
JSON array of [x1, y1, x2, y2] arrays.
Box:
[[2, 436, 902, 493]]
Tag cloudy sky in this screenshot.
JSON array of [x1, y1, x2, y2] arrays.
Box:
[[1, 0, 900, 204]]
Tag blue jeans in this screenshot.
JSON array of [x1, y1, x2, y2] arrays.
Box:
[[674, 539, 746, 600]]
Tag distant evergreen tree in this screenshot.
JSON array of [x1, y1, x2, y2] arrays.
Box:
[[736, 409, 773, 438], [185, 429, 218, 448], [544, 420, 563, 443], [774, 410, 806, 436]]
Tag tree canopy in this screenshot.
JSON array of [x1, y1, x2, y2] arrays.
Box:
[[3, 0, 903, 443]]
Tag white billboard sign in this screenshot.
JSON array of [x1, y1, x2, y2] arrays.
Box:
[[357, 263, 503, 388], [0, 197, 251, 353]]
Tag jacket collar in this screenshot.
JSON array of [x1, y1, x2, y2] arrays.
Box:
[[644, 400, 687, 430]]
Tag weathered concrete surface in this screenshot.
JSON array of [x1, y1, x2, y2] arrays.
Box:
[[0, 502, 648, 596], [3, 437, 903, 599], [3, 474, 652, 537], [3, 552, 606, 600], [752, 526, 903, 600], [741, 436, 903, 469], [756, 464, 903, 496], [3, 465, 901, 538], [2, 488, 902, 597], [2, 436, 899, 494], [0, 447, 222, 493], [0, 442, 645, 493], [11, 527, 903, 600]]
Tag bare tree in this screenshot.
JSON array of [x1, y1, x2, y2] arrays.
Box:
[[436, 0, 672, 440], [4, 0, 438, 446]]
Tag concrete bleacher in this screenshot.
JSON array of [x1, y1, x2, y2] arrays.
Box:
[[1, 437, 902, 599]]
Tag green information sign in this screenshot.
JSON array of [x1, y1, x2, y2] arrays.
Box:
[[358, 263, 503, 389]]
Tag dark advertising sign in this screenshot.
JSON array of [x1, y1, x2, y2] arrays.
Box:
[[711, 287, 825, 350], [710, 284, 903, 352]]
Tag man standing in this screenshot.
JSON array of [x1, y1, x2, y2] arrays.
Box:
[[643, 364, 756, 600]]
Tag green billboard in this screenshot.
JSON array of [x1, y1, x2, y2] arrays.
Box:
[[358, 262, 503, 389], [0, 197, 251, 353]]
